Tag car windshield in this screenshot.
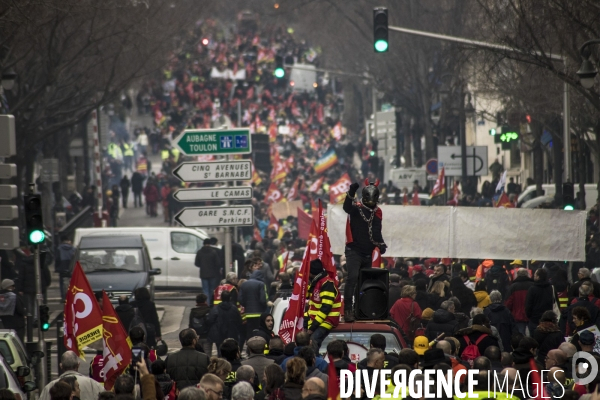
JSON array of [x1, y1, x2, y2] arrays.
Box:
[[79, 249, 144, 272], [319, 331, 401, 355]]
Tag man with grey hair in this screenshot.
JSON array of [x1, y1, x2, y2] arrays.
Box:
[[484, 290, 516, 351], [505, 267, 534, 335], [425, 300, 459, 340], [231, 381, 255, 400], [571, 267, 600, 299], [235, 365, 255, 384], [39, 351, 105, 400], [241, 337, 273, 387], [302, 377, 327, 400], [179, 387, 207, 400]]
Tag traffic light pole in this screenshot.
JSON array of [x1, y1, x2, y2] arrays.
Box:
[[33, 243, 47, 386]]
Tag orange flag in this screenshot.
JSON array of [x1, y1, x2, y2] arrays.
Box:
[[64, 262, 104, 358], [102, 291, 132, 390]]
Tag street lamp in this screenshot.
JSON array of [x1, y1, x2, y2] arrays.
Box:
[[1, 67, 16, 91], [577, 39, 600, 89]]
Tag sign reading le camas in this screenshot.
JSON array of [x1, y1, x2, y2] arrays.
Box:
[[174, 128, 251, 156]]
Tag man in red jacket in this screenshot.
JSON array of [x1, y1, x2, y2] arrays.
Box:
[[505, 268, 534, 335]]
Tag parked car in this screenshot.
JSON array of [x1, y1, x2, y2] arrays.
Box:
[[517, 184, 597, 209], [73, 227, 209, 289], [0, 353, 35, 399], [72, 235, 160, 301], [0, 330, 34, 384]]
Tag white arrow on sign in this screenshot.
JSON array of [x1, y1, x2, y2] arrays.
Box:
[[174, 205, 254, 227], [172, 160, 252, 182], [174, 186, 253, 202]]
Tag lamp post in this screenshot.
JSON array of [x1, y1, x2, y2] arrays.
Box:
[[576, 39, 600, 89]]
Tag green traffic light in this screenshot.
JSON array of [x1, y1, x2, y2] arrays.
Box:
[[274, 68, 285, 78], [564, 205, 575, 211], [29, 230, 45, 244], [42, 323, 50, 331], [374, 40, 389, 52]]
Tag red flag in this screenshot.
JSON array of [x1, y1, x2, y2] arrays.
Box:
[[297, 207, 313, 240], [64, 262, 104, 358], [279, 215, 319, 344], [309, 177, 324, 192], [287, 177, 302, 201], [430, 167, 446, 198], [402, 192, 408, 205], [265, 183, 283, 204], [412, 191, 420, 205], [329, 173, 351, 204], [268, 214, 280, 232], [495, 192, 515, 208], [254, 226, 262, 242], [327, 354, 341, 400], [310, 199, 318, 216], [317, 200, 338, 284], [529, 357, 547, 399], [281, 251, 291, 274], [372, 247, 381, 268], [102, 291, 132, 390]]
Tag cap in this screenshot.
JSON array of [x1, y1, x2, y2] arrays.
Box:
[[421, 308, 435, 321], [1, 279, 14, 290], [580, 330, 596, 345], [414, 336, 429, 355], [510, 260, 524, 266], [423, 348, 447, 368]]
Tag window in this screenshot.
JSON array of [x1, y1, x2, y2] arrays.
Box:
[[171, 232, 202, 254], [319, 332, 400, 354], [0, 342, 14, 365], [78, 249, 143, 272]]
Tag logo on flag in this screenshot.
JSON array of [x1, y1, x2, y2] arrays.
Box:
[[329, 173, 352, 204], [101, 291, 132, 390]]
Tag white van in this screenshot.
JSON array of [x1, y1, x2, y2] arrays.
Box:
[[73, 227, 210, 289], [517, 184, 597, 210]]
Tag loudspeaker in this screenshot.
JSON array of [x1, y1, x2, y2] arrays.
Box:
[[356, 268, 389, 320], [250, 134, 272, 174]]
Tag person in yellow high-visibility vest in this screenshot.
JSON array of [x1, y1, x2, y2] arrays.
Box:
[[122, 141, 135, 172]]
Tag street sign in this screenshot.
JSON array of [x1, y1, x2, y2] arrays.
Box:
[[0, 227, 18, 250], [425, 159, 438, 175], [0, 164, 16, 179], [172, 160, 252, 182], [0, 206, 18, 221], [0, 185, 17, 200], [41, 158, 60, 183], [174, 186, 253, 202], [437, 146, 488, 177], [174, 128, 251, 156], [174, 205, 254, 227]]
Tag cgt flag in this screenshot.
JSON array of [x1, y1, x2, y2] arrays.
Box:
[[327, 354, 341, 400], [101, 291, 132, 390], [64, 262, 104, 359], [329, 173, 351, 204], [430, 167, 446, 198]]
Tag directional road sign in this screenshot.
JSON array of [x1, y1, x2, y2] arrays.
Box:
[[174, 128, 251, 156], [172, 160, 252, 182], [174, 186, 253, 202], [437, 146, 488, 177], [174, 205, 254, 227]]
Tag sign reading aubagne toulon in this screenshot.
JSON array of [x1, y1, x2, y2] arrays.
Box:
[[174, 128, 251, 156]]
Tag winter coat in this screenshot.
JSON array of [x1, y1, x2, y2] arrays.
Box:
[[533, 321, 565, 364], [388, 283, 402, 312], [424, 309, 459, 340], [0, 289, 25, 331], [281, 346, 328, 373], [390, 297, 422, 339], [115, 303, 136, 333], [207, 301, 243, 344], [282, 382, 303, 400], [427, 293, 446, 310], [525, 281, 555, 324], [165, 347, 209, 390], [570, 277, 600, 300], [474, 291, 491, 309], [414, 290, 429, 312], [194, 245, 221, 279], [505, 276, 535, 322], [240, 270, 268, 316], [188, 304, 211, 339], [120, 176, 130, 193], [456, 325, 500, 358], [143, 184, 159, 202], [131, 172, 145, 192], [485, 266, 510, 300], [484, 303, 516, 351], [450, 287, 478, 315], [130, 298, 162, 342], [56, 243, 75, 275], [241, 355, 274, 387], [252, 313, 275, 344], [306, 366, 329, 387]]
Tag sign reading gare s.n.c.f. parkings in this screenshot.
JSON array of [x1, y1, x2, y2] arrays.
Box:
[[174, 205, 254, 227], [174, 128, 251, 156]]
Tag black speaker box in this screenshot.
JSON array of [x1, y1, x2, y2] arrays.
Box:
[[250, 133, 272, 174], [356, 268, 389, 320]]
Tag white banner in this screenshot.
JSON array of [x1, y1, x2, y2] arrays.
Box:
[[327, 205, 586, 261]]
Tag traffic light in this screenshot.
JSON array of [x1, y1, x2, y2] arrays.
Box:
[[274, 56, 285, 79], [24, 194, 45, 245], [563, 182, 575, 210], [39, 305, 50, 331], [373, 7, 389, 52]]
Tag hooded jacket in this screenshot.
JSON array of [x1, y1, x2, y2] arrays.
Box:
[[485, 265, 510, 300], [343, 193, 384, 257], [525, 280, 555, 324], [484, 303, 516, 351], [115, 302, 135, 333], [207, 300, 243, 344], [505, 276, 535, 322], [474, 291, 491, 309], [56, 243, 75, 275], [252, 312, 275, 344], [281, 346, 328, 373], [240, 270, 268, 317], [456, 325, 500, 358], [533, 321, 564, 364], [476, 259, 494, 281], [425, 309, 459, 340]]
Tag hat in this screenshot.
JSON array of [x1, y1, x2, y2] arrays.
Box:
[[423, 348, 447, 368], [510, 260, 523, 266], [422, 308, 435, 321], [413, 265, 423, 273], [1, 279, 14, 290], [310, 259, 324, 275], [414, 336, 429, 355], [580, 330, 596, 345]]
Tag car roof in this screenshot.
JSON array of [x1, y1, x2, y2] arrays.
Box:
[[333, 322, 395, 332], [79, 235, 144, 249]]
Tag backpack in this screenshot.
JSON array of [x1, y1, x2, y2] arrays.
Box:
[[462, 334, 488, 367], [191, 313, 210, 337]]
